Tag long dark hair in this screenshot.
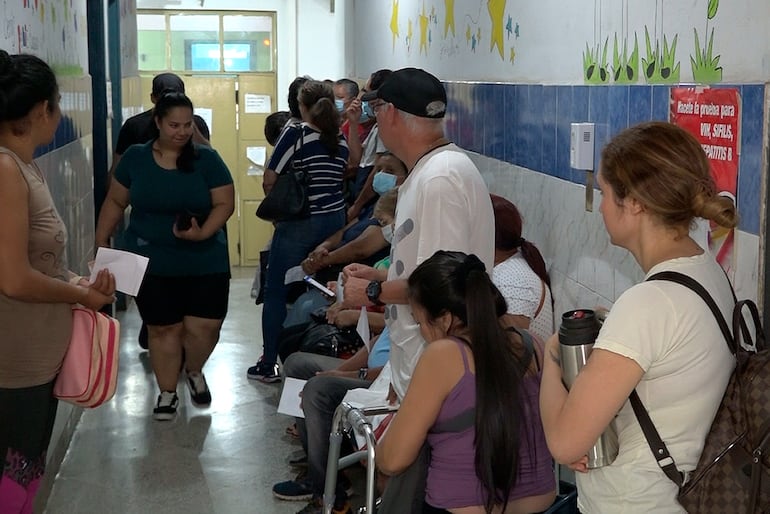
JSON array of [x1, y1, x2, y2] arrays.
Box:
[[408, 250, 526, 513], [153, 91, 197, 173], [0, 50, 59, 135], [491, 194, 550, 287], [298, 80, 340, 156]]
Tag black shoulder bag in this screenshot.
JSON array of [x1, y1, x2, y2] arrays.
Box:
[[256, 128, 309, 222]]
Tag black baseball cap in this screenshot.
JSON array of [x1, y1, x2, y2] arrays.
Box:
[[152, 73, 185, 96], [361, 67, 446, 119]]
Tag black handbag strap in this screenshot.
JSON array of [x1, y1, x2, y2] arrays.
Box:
[[629, 270, 735, 487], [289, 126, 305, 175]]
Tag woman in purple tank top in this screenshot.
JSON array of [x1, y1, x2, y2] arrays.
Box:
[[377, 250, 556, 513]]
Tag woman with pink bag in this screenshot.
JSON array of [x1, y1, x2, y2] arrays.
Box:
[[0, 51, 115, 513]]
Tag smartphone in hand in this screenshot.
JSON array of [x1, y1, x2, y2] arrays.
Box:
[[303, 275, 335, 298], [175, 211, 207, 231]]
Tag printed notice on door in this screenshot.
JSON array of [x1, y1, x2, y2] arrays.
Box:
[[244, 94, 272, 114], [670, 87, 741, 275]]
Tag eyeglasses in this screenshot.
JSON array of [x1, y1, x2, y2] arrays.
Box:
[[370, 101, 388, 115]]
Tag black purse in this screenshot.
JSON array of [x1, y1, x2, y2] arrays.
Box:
[[256, 129, 309, 222]]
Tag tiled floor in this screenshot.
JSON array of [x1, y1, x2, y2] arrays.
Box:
[[43, 268, 358, 514]]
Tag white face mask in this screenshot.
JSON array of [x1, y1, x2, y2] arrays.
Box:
[[381, 224, 394, 243]]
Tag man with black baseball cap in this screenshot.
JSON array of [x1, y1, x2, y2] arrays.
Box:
[[107, 72, 211, 349], [360, 66, 447, 119], [342, 67, 495, 511]]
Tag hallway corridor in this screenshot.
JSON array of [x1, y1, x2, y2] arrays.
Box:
[[43, 269, 330, 513]]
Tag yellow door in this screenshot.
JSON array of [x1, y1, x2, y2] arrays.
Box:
[[237, 74, 277, 266]]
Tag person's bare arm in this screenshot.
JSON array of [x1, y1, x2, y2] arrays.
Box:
[[0, 155, 115, 309], [95, 178, 130, 248], [377, 340, 458, 474], [540, 334, 644, 465], [174, 184, 235, 241], [320, 225, 388, 269]]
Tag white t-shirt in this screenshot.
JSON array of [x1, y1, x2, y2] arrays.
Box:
[[492, 252, 554, 342], [360, 125, 387, 167], [576, 252, 735, 514], [385, 143, 495, 399]]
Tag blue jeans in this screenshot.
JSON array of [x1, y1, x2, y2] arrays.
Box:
[[261, 210, 345, 365]]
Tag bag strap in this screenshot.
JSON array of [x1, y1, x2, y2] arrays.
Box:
[[628, 391, 685, 486], [290, 126, 306, 175], [629, 270, 736, 488]]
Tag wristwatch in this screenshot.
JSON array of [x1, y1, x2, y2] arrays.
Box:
[[358, 367, 369, 380], [366, 280, 384, 306]]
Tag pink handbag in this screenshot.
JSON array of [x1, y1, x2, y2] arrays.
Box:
[[54, 306, 121, 408]]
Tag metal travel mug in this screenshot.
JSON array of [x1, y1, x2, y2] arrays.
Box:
[[559, 309, 619, 468]]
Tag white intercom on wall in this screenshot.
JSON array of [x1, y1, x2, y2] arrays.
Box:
[[570, 122, 595, 170]]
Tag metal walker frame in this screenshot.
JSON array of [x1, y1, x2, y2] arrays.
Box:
[[323, 402, 397, 514]]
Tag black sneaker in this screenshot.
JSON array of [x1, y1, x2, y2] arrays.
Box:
[[153, 391, 179, 421], [273, 477, 314, 501], [246, 358, 281, 383], [186, 371, 211, 406]]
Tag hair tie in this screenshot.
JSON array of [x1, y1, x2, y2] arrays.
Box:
[[455, 254, 486, 282]]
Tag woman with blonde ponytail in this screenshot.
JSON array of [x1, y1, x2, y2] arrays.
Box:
[[540, 122, 737, 514]]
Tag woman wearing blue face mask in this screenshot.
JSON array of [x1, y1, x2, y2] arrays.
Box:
[[353, 152, 407, 221]]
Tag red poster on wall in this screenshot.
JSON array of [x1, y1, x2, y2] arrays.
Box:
[[670, 87, 740, 273]]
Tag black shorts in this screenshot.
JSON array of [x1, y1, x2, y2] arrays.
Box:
[[135, 273, 230, 326]]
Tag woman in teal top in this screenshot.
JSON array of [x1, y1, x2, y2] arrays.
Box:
[[96, 92, 235, 420]]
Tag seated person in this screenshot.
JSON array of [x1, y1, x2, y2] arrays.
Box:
[[282, 189, 397, 329], [347, 152, 406, 222], [274, 327, 391, 513], [491, 194, 555, 341], [277, 298, 387, 363], [377, 251, 556, 514]]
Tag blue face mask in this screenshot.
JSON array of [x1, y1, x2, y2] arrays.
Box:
[[334, 98, 345, 113], [373, 171, 398, 195], [360, 101, 372, 123]]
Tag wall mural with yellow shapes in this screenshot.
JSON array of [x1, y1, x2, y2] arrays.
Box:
[[360, 0, 767, 84], [386, 0, 521, 66]]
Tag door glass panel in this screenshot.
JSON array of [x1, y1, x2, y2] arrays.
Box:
[[169, 14, 220, 71], [223, 15, 273, 72], [137, 14, 167, 71]]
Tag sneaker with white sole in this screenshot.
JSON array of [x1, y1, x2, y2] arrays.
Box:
[[186, 371, 211, 406], [153, 391, 179, 421], [247, 358, 281, 383]]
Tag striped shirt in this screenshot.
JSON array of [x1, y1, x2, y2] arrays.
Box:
[[268, 123, 348, 214]]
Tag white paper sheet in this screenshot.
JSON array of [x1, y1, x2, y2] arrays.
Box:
[[336, 271, 345, 305], [89, 248, 149, 296], [246, 146, 267, 167], [284, 265, 306, 285], [277, 377, 307, 418], [356, 306, 370, 351], [194, 107, 213, 136]]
